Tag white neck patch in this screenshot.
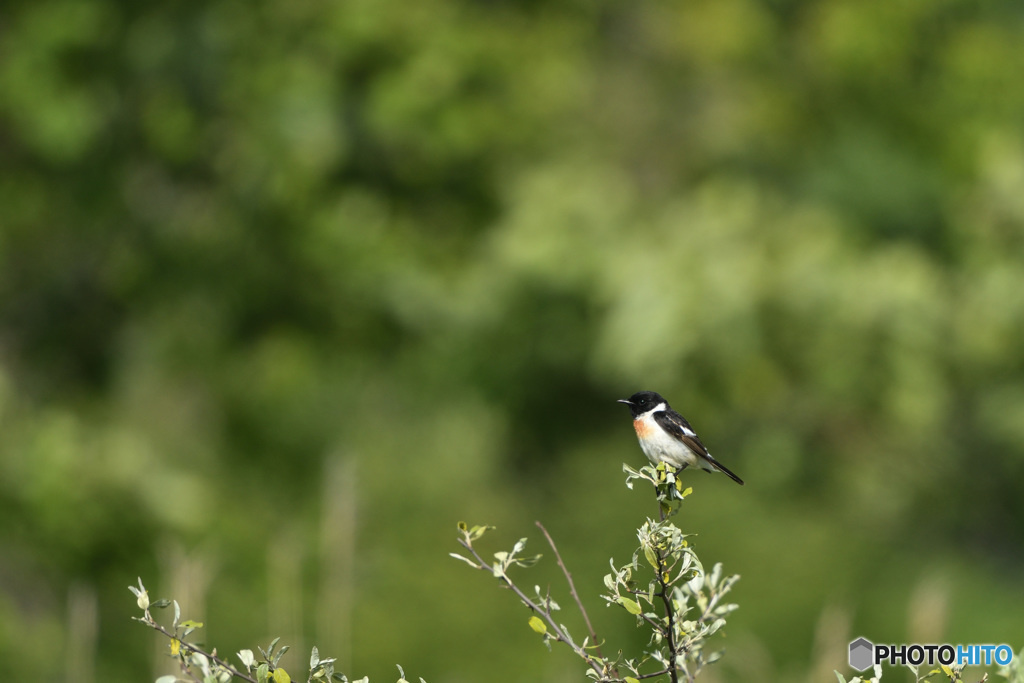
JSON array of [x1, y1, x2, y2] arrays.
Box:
[[640, 402, 667, 418]]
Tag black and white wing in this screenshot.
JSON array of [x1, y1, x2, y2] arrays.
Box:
[[653, 410, 710, 458], [652, 410, 745, 485]]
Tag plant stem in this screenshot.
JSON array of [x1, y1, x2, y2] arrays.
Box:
[[456, 538, 607, 679], [138, 611, 257, 683], [654, 549, 680, 683], [534, 521, 607, 662]]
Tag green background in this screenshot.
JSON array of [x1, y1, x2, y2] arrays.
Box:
[[2, 0, 1024, 681]]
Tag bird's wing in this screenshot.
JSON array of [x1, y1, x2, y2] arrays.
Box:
[[654, 410, 745, 485], [653, 410, 710, 458]]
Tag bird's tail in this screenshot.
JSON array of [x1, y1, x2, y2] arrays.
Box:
[[710, 458, 744, 486]]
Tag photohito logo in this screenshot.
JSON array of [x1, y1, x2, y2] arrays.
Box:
[[848, 637, 1014, 671]]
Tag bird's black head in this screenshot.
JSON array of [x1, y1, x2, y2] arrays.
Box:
[[617, 391, 667, 418]]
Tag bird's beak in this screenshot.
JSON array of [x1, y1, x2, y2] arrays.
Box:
[[617, 399, 632, 405]]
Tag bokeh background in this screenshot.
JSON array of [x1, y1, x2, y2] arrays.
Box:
[[3, 0, 1024, 681]]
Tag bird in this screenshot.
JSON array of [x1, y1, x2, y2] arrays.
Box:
[[618, 391, 744, 485]]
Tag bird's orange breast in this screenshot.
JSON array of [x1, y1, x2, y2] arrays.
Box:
[[633, 418, 654, 439]]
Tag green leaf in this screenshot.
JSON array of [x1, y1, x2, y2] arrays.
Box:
[[131, 583, 149, 610], [528, 616, 547, 634], [643, 545, 659, 569], [190, 652, 210, 675], [310, 646, 319, 669], [834, 673, 847, 683], [238, 650, 256, 670], [156, 676, 178, 683], [620, 598, 642, 615], [625, 678, 641, 683], [257, 663, 270, 683], [709, 563, 723, 588], [150, 598, 172, 609], [449, 553, 477, 568], [273, 668, 291, 683], [181, 619, 204, 638], [513, 554, 542, 567]]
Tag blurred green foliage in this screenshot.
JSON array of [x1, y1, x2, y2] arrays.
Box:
[[2, 0, 1024, 681]]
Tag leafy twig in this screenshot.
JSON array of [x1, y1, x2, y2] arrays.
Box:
[[455, 463, 738, 683], [139, 611, 257, 683], [452, 527, 609, 679], [129, 577, 257, 683], [129, 578, 352, 683]]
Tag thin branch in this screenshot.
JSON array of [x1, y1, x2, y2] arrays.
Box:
[[654, 548, 681, 683], [456, 538, 607, 679], [137, 611, 257, 683], [640, 611, 669, 636], [602, 668, 674, 683], [180, 664, 205, 683], [534, 521, 606, 661]]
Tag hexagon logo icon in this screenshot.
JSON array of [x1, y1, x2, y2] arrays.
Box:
[[849, 637, 874, 671]]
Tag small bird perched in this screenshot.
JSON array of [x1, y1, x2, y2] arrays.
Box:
[[618, 391, 744, 485]]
